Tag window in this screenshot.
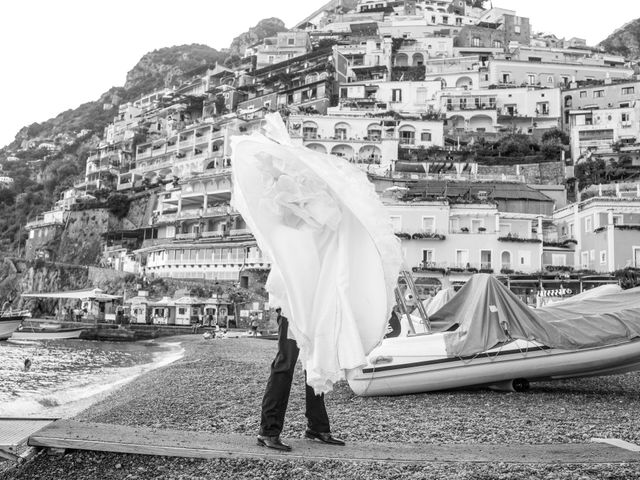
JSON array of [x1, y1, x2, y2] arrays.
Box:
[[585, 216, 592, 232], [514, 25, 521, 34], [501, 251, 511, 269], [519, 251, 531, 267], [392, 89, 403, 102], [622, 112, 631, 123], [421, 131, 432, 142], [422, 249, 435, 266], [334, 126, 347, 140], [499, 223, 511, 236], [471, 37, 481, 47], [579, 91, 587, 98], [502, 73, 511, 83], [442, 16, 449, 24], [390, 216, 402, 232], [480, 250, 492, 270], [493, 40, 502, 48], [431, 15, 436, 23], [600, 250, 607, 264], [287, 38, 295, 45], [622, 86, 635, 95], [634, 247, 640, 267], [569, 223, 574, 236], [613, 215, 623, 225], [552, 254, 566, 266], [399, 130, 415, 145], [594, 90, 605, 98], [303, 125, 318, 139], [340, 87, 348, 98], [620, 102, 630, 108], [422, 216, 435, 233], [536, 102, 549, 115], [268, 56, 274, 64], [455, 249, 469, 268], [471, 219, 483, 233], [590, 250, 595, 261]]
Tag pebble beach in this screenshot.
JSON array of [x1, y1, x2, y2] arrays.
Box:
[[2, 335, 640, 479]]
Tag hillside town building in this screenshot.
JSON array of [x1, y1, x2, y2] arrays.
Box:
[[19, 0, 640, 303]]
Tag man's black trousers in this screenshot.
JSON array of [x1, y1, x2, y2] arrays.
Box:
[[259, 317, 330, 436]]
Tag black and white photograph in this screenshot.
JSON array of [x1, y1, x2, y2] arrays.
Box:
[[2, 1, 640, 478]]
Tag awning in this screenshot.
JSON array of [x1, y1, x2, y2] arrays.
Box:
[[22, 288, 121, 301]]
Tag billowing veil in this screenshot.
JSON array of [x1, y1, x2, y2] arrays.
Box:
[[231, 113, 402, 394]]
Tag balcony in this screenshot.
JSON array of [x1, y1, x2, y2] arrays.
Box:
[[229, 228, 251, 236], [201, 230, 224, 239], [156, 213, 178, 223], [175, 232, 199, 241]]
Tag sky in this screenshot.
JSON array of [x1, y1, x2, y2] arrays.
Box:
[[1, 0, 639, 148]]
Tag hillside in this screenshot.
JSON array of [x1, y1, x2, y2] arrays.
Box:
[[0, 18, 286, 256], [226, 17, 288, 61], [599, 18, 640, 59]]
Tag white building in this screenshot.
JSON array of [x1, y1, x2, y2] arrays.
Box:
[[288, 113, 444, 174], [568, 105, 640, 163]]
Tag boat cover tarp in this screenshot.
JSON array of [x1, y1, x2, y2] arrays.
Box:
[[430, 274, 640, 357]]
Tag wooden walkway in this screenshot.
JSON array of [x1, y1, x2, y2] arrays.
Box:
[[0, 418, 57, 462], [27, 420, 640, 464]]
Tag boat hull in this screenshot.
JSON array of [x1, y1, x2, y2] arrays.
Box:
[[0, 319, 22, 340], [347, 335, 640, 396], [10, 328, 85, 341]]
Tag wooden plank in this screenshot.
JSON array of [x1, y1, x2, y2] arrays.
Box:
[[28, 420, 640, 464], [593, 438, 640, 452]]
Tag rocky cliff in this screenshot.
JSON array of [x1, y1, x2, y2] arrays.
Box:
[[227, 18, 288, 59], [599, 18, 640, 59]]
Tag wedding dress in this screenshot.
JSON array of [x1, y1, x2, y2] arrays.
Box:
[[231, 113, 401, 393]]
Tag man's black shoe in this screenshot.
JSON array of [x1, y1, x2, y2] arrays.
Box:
[[304, 429, 345, 446], [256, 435, 292, 452]]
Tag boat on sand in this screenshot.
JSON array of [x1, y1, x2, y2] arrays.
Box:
[[0, 310, 30, 341], [347, 275, 640, 396], [11, 323, 84, 341]]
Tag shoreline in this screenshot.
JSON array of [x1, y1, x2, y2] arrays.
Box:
[[2, 336, 640, 479], [0, 338, 185, 419]]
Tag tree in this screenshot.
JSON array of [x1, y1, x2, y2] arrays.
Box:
[[541, 128, 570, 145]]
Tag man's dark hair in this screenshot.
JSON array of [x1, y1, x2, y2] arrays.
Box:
[[275, 307, 282, 313]]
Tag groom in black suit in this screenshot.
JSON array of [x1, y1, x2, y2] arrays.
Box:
[[257, 307, 345, 451]]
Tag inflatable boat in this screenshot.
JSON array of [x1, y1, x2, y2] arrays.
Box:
[[347, 276, 640, 396]]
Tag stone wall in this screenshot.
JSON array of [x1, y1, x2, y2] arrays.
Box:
[[478, 161, 564, 184]]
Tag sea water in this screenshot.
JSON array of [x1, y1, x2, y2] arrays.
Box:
[[0, 339, 184, 417]]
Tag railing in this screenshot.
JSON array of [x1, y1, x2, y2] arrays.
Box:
[[412, 261, 495, 272], [229, 229, 251, 236], [300, 135, 384, 144], [450, 228, 493, 234], [201, 230, 224, 238], [156, 213, 178, 223], [175, 232, 199, 241]]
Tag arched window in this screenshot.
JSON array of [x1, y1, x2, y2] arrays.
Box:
[[501, 251, 512, 270], [398, 125, 416, 145], [367, 123, 382, 140], [302, 121, 318, 139], [564, 95, 573, 108], [334, 122, 350, 140]]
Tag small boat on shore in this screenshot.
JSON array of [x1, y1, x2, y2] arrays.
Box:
[[347, 275, 640, 396], [0, 310, 30, 340], [11, 323, 84, 341]]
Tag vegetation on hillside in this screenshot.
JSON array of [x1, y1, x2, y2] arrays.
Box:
[[599, 18, 640, 59]]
